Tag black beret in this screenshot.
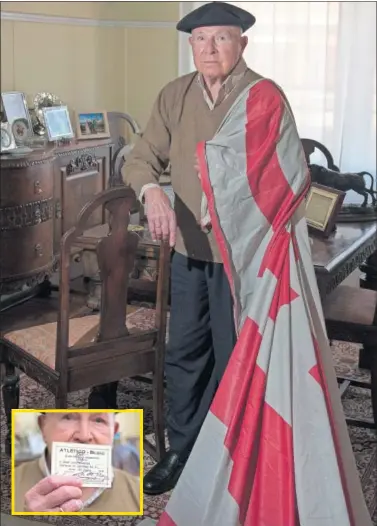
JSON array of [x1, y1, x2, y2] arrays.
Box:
[[177, 2, 256, 34]]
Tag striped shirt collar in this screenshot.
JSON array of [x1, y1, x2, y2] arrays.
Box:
[[197, 57, 248, 110], [39, 449, 114, 510]]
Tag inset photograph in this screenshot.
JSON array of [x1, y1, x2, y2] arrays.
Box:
[[12, 409, 143, 515]]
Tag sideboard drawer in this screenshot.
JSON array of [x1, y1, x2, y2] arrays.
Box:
[[0, 221, 54, 280], [0, 163, 54, 207]]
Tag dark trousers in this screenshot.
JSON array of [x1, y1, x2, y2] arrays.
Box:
[[166, 252, 236, 457]]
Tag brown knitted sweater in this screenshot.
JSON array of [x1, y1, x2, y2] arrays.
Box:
[[122, 59, 262, 262]]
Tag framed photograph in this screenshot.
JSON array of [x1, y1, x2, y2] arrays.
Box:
[[42, 105, 74, 142], [1, 91, 33, 138], [11, 118, 30, 145], [1, 122, 17, 153], [305, 183, 346, 237], [75, 111, 110, 140]]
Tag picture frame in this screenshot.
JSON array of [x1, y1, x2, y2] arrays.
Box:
[[1, 121, 17, 153], [75, 111, 110, 140], [1, 91, 33, 139], [11, 118, 30, 146], [305, 183, 346, 237], [42, 105, 74, 142]]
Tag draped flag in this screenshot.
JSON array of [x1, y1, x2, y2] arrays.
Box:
[[140, 79, 372, 526]]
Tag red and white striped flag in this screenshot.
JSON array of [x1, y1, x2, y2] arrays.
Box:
[[141, 79, 372, 526]]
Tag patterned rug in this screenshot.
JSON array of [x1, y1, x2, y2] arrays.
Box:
[[1, 340, 376, 526]]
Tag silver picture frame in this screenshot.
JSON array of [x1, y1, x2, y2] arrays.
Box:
[[42, 105, 74, 142], [1, 121, 17, 153], [1, 91, 33, 138]]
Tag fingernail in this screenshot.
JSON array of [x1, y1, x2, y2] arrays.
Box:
[[76, 500, 84, 511]]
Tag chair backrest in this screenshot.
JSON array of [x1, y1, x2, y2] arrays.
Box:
[[56, 187, 139, 371], [55, 187, 171, 382], [107, 112, 142, 186], [107, 112, 142, 146], [301, 138, 340, 172], [111, 143, 135, 186]]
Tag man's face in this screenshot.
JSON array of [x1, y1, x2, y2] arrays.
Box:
[[189, 25, 248, 81], [38, 412, 118, 452]]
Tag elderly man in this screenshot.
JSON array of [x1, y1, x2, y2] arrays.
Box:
[[14, 412, 139, 513], [121, 2, 261, 496]]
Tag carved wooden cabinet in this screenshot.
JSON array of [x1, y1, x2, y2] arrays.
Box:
[[0, 150, 56, 295], [0, 139, 113, 296]]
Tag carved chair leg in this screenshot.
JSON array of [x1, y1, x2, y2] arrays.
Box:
[[370, 352, 377, 431], [152, 370, 166, 461], [2, 363, 20, 456], [88, 382, 118, 409]]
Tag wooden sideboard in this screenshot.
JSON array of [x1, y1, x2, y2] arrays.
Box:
[[0, 139, 113, 297]]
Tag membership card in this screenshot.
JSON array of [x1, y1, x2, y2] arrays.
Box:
[[51, 442, 112, 488]]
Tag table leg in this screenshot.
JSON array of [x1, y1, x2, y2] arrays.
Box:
[[360, 250, 377, 291], [359, 250, 377, 370], [371, 352, 377, 430]]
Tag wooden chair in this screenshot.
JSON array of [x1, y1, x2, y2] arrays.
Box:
[[107, 111, 142, 186], [301, 138, 340, 171], [0, 187, 170, 460], [322, 285, 377, 430]]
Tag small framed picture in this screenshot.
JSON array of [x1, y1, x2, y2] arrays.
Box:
[[1, 122, 17, 152], [1, 91, 33, 138], [11, 118, 30, 145], [42, 105, 74, 142], [75, 111, 110, 140], [305, 183, 345, 237]]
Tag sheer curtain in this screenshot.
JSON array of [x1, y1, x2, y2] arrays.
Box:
[[179, 2, 376, 202]]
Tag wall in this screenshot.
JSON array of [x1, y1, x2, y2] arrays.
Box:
[[0, 2, 180, 127]]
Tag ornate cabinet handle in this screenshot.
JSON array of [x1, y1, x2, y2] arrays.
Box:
[[34, 244, 43, 257], [34, 181, 42, 194]]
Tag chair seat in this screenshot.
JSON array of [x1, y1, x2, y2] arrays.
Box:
[[2, 307, 157, 370], [323, 285, 377, 327]]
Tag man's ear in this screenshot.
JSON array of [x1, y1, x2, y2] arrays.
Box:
[[37, 414, 45, 429], [241, 35, 248, 52], [114, 421, 119, 435]]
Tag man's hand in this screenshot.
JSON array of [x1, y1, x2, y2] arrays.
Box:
[[24, 475, 83, 513], [144, 187, 176, 247]]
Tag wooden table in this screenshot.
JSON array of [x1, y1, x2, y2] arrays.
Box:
[[312, 221, 377, 369], [75, 224, 160, 310], [312, 222, 377, 300], [78, 221, 376, 311]]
